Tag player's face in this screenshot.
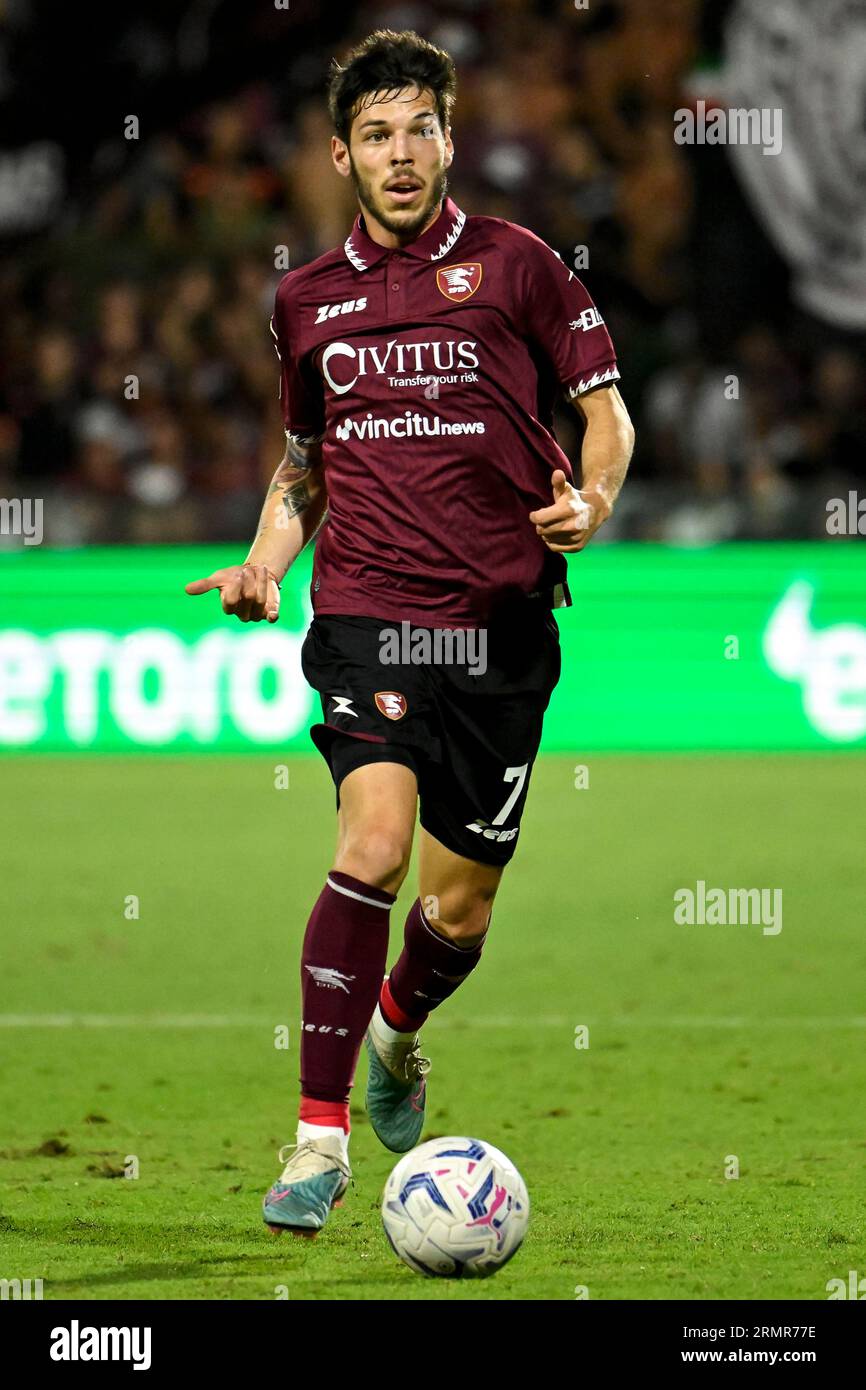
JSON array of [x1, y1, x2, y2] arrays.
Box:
[[333, 86, 453, 242]]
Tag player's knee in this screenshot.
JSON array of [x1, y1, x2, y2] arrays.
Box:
[[335, 827, 412, 894], [426, 894, 493, 946]]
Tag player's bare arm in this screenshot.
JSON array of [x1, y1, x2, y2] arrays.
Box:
[[184, 436, 327, 622], [252, 435, 328, 563], [529, 383, 635, 553]]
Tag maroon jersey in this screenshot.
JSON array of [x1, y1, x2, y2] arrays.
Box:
[[270, 196, 620, 625]]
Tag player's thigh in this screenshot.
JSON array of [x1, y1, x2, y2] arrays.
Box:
[[417, 826, 504, 943], [333, 759, 418, 890]]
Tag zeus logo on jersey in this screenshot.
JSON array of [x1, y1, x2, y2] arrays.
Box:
[[336, 411, 486, 441], [315, 297, 367, 324], [569, 307, 605, 331], [322, 339, 479, 394]]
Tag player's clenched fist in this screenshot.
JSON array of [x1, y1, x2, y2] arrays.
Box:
[[185, 564, 281, 622], [529, 469, 611, 553]]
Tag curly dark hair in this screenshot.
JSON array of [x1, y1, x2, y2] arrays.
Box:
[[327, 29, 457, 144]]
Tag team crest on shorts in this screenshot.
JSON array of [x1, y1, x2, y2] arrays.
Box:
[[375, 691, 407, 720], [436, 262, 482, 302]]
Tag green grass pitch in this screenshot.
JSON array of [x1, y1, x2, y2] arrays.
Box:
[[0, 753, 863, 1300]]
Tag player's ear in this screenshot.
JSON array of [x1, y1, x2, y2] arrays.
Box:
[[331, 135, 351, 179]]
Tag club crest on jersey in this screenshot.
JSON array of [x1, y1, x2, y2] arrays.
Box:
[[375, 691, 407, 720], [436, 262, 482, 302]]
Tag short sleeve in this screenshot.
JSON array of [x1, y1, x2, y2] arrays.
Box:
[[270, 278, 326, 443], [515, 231, 620, 400]]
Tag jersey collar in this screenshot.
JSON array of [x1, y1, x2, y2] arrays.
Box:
[[343, 196, 467, 272]]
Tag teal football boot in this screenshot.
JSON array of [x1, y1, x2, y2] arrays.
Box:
[[262, 1136, 352, 1236], [364, 1003, 432, 1153]]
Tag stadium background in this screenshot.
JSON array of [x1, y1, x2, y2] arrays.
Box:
[[1, 0, 865, 1304], [1, 0, 865, 752]]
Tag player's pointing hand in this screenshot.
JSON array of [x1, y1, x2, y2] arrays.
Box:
[[528, 469, 611, 553], [185, 564, 281, 622]]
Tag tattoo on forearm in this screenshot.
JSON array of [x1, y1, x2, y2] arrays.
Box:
[[276, 479, 311, 520], [255, 451, 321, 539], [267, 462, 308, 497]]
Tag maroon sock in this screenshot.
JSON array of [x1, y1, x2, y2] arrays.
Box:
[[381, 898, 487, 1030], [300, 871, 394, 1106]]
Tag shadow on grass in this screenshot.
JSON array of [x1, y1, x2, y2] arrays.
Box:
[[9, 1217, 411, 1294], [49, 1258, 407, 1294]]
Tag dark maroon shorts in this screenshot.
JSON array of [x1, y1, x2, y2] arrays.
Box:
[[300, 599, 561, 866]]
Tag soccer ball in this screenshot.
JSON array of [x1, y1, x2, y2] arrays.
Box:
[[381, 1136, 529, 1278]]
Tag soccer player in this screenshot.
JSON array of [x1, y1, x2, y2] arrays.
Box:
[[186, 29, 634, 1235]]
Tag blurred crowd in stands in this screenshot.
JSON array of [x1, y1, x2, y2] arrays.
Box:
[[1, 0, 864, 548]]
